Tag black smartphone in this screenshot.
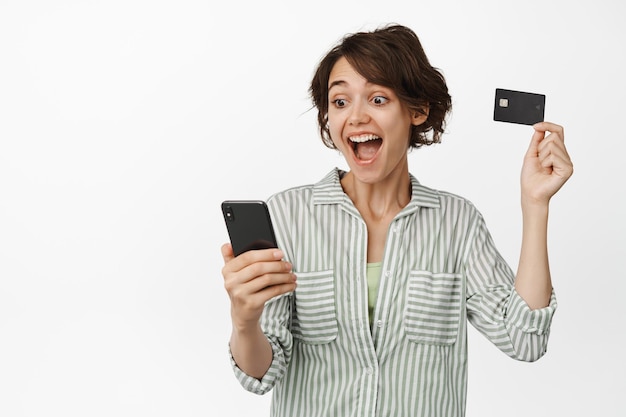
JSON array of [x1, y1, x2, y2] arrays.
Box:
[[493, 88, 545, 125], [221, 200, 278, 257]]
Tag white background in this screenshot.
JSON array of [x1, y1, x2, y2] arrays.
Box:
[[1, 0, 624, 416]]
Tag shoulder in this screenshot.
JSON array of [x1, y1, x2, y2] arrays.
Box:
[[267, 183, 315, 207], [437, 188, 478, 210], [266, 181, 317, 232], [410, 174, 480, 214], [267, 169, 341, 209]]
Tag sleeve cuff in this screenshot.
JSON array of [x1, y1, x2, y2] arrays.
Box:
[[229, 336, 287, 395], [504, 288, 558, 335]]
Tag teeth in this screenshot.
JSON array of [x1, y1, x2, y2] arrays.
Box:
[[349, 134, 380, 143]]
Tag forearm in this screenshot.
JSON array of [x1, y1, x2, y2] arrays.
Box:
[[515, 202, 552, 310], [229, 323, 274, 380]]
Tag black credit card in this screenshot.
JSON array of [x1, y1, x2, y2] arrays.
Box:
[[493, 88, 545, 125]]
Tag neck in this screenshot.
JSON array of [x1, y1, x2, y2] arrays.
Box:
[[340, 166, 411, 221]]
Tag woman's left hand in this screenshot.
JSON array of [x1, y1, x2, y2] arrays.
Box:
[[520, 121, 574, 206]]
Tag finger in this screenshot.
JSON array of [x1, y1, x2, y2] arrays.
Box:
[[525, 127, 544, 159], [243, 270, 297, 295], [257, 281, 298, 301], [532, 121, 563, 133], [221, 243, 235, 264], [539, 150, 574, 179], [538, 139, 568, 163], [224, 258, 293, 294], [537, 132, 570, 162], [235, 280, 298, 313], [225, 247, 285, 274], [239, 259, 293, 284], [533, 122, 565, 140], [531, 122, 566, 160], [229, 270, 296, 307]]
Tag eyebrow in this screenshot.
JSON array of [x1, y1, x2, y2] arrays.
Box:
[[328, 80, 347, 90]]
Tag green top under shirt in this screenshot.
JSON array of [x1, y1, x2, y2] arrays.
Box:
[[367, 262, 382, 327]]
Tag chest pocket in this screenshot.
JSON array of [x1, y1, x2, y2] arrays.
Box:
[[292, 270, 338, 344], [404, 270, 462, 345]]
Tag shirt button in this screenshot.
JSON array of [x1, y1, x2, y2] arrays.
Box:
[[376, 320, 383, 328], [385, 270, 390, 277], [366, 367, 373, 375]]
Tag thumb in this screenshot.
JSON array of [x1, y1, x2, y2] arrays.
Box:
[[221, 243, 235, 264], [525, 126, 544, 159]]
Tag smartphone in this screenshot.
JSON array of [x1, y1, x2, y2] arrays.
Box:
[[221, 200, 278, 257], [493, 88, 545, 125]]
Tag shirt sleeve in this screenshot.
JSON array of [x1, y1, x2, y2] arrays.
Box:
[[464, 210, 557, 362], [228, 292, 294, 395]]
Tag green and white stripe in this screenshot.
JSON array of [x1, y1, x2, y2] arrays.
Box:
[[230, 168, 556, 417]]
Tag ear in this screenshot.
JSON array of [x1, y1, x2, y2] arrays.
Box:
[[411, 104, 429, 126]]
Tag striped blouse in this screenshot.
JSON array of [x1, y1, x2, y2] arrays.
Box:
[[230, 168, 556, 417]]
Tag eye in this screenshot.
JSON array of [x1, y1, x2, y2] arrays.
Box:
[[332, 98, 347, 108], [372, 96, 389, 105]]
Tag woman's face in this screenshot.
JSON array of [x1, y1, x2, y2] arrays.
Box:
[[327, 57, 426, 185]]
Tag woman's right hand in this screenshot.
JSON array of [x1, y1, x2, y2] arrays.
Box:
[[221, 243, 297, 331]]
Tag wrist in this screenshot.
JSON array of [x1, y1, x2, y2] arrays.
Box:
[[231, 317, 263, 336], [520, 198, 549, 235], [521, 196, 550, 216]]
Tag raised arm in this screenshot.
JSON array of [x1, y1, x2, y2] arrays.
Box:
[[515, 122, 573, 309]]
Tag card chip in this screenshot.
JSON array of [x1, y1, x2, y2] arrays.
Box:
[[499, 98, 509, 107]]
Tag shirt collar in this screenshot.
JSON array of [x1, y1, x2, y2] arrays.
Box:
[[312, 168, 441, 212]]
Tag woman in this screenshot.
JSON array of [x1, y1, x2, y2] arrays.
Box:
[[221, 24, 573, 417]]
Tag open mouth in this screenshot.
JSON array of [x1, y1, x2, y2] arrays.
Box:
[[349, 134, 382, 161]]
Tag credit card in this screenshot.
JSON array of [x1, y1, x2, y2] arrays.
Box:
[[493, 88, 545, 125]]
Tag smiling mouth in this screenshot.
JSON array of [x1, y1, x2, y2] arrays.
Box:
[[349, 134, 382, 161]]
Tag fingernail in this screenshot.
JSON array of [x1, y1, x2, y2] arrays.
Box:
[[273, 250, 284, 259]]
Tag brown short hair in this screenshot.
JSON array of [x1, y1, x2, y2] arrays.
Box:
[[309, 24, 452, 149]]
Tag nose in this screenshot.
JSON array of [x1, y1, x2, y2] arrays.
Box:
[[348, 100, 369, 125]]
